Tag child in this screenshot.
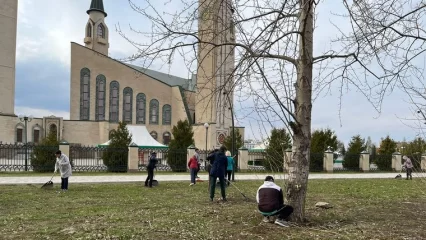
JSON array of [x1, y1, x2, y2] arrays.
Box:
[[188, 154, 199, 186], [402, 156, 413, 180]]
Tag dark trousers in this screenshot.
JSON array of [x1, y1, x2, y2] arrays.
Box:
[[195, 164, 200, 177], [262, 205, 294, 220], [190, 168, 197, 184], [225, 170, 232, 185], [210, 176, 226, 200], [145, 168, 154, 187], [61, 177, 69, 190], [406, 168, 413, 179]]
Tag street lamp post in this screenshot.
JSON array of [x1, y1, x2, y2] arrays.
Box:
[[204, 122, 209, 192], [19, 115, 32, 171]]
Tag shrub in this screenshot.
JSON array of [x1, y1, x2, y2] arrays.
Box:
[[167, 120, 194, 172], [31, 131, 59, 172], [343, 153, 361, 170], [102, 122, 132, 172], [310, 152, 324, 172], [264, 128, 291, 172], [375, 155, 392, 171]]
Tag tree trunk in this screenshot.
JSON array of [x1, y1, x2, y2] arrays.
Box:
[[286, 0, 314, 223]]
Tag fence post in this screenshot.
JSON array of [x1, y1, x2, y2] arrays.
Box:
[[187, 145, 196, 170], [324, 148, 334, 173], [284, 148, 292, 173], [127, 143, 139, 172], [360, 151, 370, 172], [392, 152, 402, 171], [59, 141, 70, 157], [421, 152, 426, 172], [238, 147, 248, 171]]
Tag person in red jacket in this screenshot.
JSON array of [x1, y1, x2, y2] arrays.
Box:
[[188, 154, 199, 186]]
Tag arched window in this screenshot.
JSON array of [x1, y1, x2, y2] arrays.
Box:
[[95, 75, 106, 121], [80, 68, 90, 120], [149, 99, 159, 124], [32, 124, 42, 143], [109, 81, 119, 123], [122, 87, 133, 124], [163, 132, 171, 145], [162, 104, 172, 125], [86, 23, 92, 37], [150, 131, 158, 140], [97, 23, 105, 38], [136, 93, 146, 124], [49, 124, 57, 139], [15, 123, 24, 143]]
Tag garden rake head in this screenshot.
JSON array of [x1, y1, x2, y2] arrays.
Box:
[[41, 173, 55, 189]]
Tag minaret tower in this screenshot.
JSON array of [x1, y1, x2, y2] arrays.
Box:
[[195, 0, 236, 148], [0, 0, 18, 116], [84, 0, 109, 56]]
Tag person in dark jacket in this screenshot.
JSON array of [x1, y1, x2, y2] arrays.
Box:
[[209, 146, 228, 201], [206, 149, 218, 173], [145, 152, 157, 187], [256, 176, 293, 227]]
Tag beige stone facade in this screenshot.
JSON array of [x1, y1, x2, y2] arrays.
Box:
[[0, 0, 244, 149]]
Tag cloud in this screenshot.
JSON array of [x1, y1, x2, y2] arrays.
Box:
[[15, 106, 70, 119], [15, 59, 69, 112]]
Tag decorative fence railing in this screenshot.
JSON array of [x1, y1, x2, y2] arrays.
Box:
[[1, 143, 424, 173], [69, 146, 128, 172], [137, 148, 188, 172], [0, 143, 58, 172]]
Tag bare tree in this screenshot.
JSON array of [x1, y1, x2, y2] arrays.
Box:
[[118, 0, 426, 222]]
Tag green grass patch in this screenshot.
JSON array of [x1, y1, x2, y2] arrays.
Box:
[[0, 179, 425, 239]]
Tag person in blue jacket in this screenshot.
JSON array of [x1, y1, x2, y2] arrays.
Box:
[[209, 146, 228, 201], [225, 151, 234, 186]]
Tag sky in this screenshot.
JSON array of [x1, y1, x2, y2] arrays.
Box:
[[13, 0, 425, 146]]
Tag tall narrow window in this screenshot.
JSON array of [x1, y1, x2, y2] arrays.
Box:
[[122, 87, 133, 124], [163, 132, 171, 145], [96, 75, 106, 121], [162, 104, 172, 125], [97, 23, 105, 38], [149, 99, 159, 124], [33, 129, 40, 143], [150, 131, 158, 140], [109, 81, 119, 123], [136, 93, 146, 124], [80, 68, 90, 120], [86, 23, 92, 37], [49, 124, 57, 139], [16, 128, 23, 143]]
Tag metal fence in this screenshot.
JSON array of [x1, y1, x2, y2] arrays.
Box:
[[137, 148, 188, 172], [0, 143, 36, 171]]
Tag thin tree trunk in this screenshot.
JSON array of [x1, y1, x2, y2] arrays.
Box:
[[286, 0, 314, 223]]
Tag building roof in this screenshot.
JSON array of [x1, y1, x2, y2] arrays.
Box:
[[98, 125, 168, 149], [125, 63, 196, 91], [87, 0, 107, 17]]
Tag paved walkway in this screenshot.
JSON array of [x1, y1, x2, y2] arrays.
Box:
[[0, 173, 402, 185]]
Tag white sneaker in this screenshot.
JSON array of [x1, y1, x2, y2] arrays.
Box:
[[274, 219, 290, 227], [189, 183, 195, 186]]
